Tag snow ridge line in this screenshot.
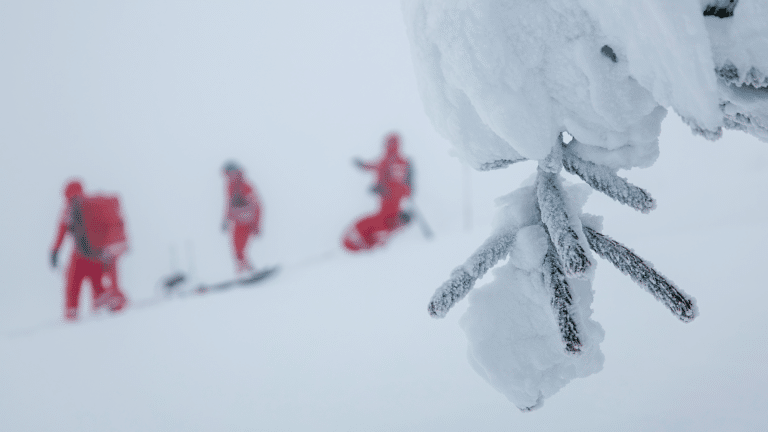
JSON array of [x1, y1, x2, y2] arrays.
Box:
[[281, 249, 341, 272], [2, 250, 345, 338], [169, 250, 340, 297]]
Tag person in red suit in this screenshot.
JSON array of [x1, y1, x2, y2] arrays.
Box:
[[222, 161, 262, 273], [50, 180, 128, 321], [343, 132, 413, 251]]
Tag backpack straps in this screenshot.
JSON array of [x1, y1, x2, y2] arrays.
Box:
[[69, 198, 96, 258]]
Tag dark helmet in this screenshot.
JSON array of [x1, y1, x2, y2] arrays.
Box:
[[223, 160, 242, 174], [64, 179, 84, 200]]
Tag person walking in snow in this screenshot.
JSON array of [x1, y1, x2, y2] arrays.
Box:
[[222, 161, 262, 273], [343, 132, 413, 251], [50, 179, 129, 321]]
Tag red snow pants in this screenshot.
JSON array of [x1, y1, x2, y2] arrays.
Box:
[[64, 253, 106, 319], [232, 223, 254, 269], [64, 252, 127, 319], [342, 197, 409, 252]]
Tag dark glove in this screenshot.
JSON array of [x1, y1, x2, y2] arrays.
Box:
[[353, 158, 365, 169], [370, 184, 384, 196], [51, 250, 59, 268], [221, 220, 229, 232]]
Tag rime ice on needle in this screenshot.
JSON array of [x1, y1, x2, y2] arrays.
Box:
[[403, 0, 768, 410], [536, 165, 591, 278], [428, 230, 516, 319]]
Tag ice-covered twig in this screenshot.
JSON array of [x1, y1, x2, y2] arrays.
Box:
[[539, 142, 563, 174], [536, 169, 591, 277], [562, 145, 656, 213], [428, 230, 517, 318], [543, 240, 582, 354], [479, 158, 527, 171], [582, 226, 697, 322]]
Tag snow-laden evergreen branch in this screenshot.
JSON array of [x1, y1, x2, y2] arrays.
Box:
[[536, 169, 590, 278], [401, 0, 768, 407], [428, 230, 517, 318], [562, 145, 656, 213], [542, 241, 582, 354], [582, 226, 697, 322]]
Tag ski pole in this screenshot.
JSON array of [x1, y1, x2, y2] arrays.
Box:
[[410, 202, 434, 239]]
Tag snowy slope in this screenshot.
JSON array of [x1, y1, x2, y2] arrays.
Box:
[[2, 174, 768, 431], [1, 0, 768, 430]]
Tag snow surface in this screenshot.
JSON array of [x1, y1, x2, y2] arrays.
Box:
[[1, 1, 768, 430]]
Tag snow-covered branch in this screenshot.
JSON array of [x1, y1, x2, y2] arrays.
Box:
[[582, 226, 697, 322], [478, 158, 527, 171], [562, 145, 656, 213], [543, 242, 582, 354], [536, 169, 590, 278], [428, 230, 517, 318], [402, 0, 768, 408]]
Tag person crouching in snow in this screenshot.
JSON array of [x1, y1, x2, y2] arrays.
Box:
[[343, 132, 413, 252], [222, 161, 262, 274], [50, 179, 129, 321]]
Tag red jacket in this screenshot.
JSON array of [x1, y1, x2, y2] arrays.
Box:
[[225, 176, 262, 233], [359, 149, 412, 201]]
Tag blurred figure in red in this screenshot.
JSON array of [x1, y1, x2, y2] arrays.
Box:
[[50, 179, 129, 321], [343, 132, 413, 251], [222, 161, 262, 273]]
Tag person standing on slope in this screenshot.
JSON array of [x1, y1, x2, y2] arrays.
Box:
[[222, 161, 262, 274], [50, 179, 129, 321], [343, 132, 413, 251]]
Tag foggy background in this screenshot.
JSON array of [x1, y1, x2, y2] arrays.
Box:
[[0, 0, 517, 328], [1, 1, 767, 431]]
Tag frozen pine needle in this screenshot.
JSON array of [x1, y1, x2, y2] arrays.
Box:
[[583, 226, 697, 322], [428, 230, 517, 318], [562, 145, 656, 213], [543, 244, 582, 354], [536, 169, 591, 278]]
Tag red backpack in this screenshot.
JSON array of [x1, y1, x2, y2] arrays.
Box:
[[72, 195, 126, 257]]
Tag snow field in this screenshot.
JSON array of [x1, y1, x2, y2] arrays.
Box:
[[2, 205, 768, 430]]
